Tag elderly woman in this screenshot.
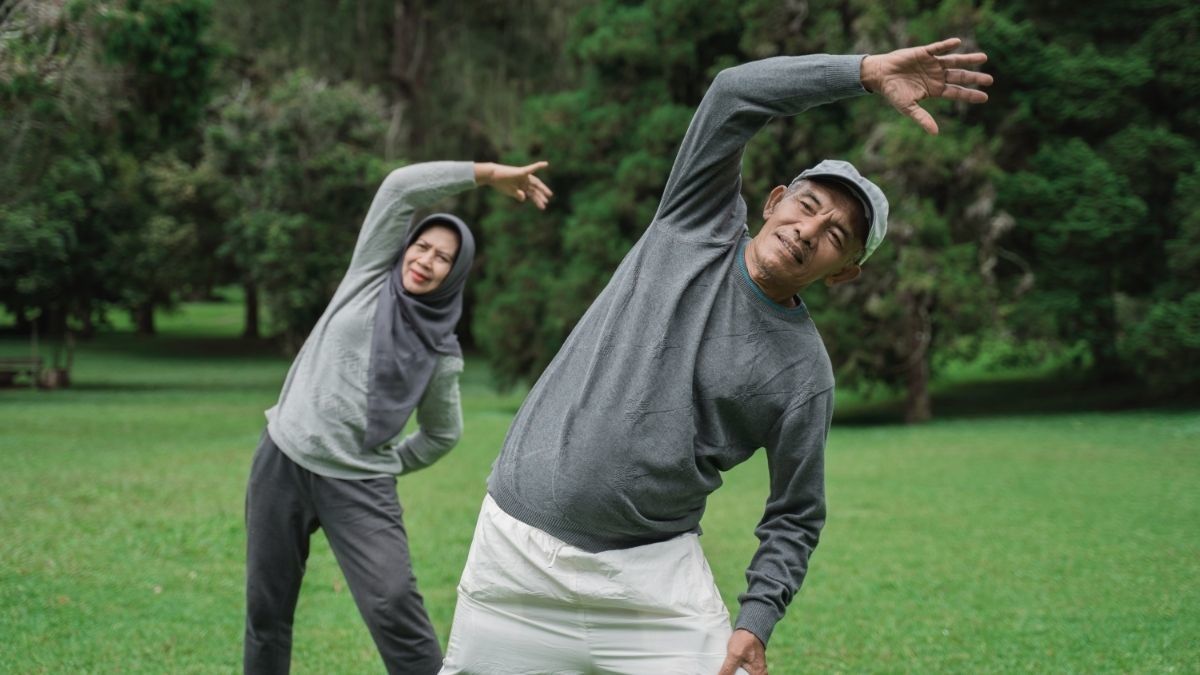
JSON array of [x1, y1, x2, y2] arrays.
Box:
[[243, 160, 551, 675]]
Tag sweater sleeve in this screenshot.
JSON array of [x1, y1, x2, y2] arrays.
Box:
[[395, 355, 464, 475], [734, 388, 833, 645], [654, 55, 867, 242], [348, 161, 477, 275]]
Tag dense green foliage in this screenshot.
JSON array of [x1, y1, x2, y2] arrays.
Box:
[[1, 301, 1197, 672], [979, 1, 1200, 383], [2, 0, 1198, 408], [0, 0, 218, 345], [173, 71, 390, 348]]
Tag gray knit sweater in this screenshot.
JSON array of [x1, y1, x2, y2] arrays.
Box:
[[487, 54, 867, 644], [266, 162, 476, 480]]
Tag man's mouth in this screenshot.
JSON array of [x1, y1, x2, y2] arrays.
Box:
[[776, 231, 804, 265]]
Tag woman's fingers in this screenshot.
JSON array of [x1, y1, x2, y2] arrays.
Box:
[[530, 175, 553, 198]]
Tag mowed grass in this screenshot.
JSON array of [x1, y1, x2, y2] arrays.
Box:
[[1, 300, 1197, 674]]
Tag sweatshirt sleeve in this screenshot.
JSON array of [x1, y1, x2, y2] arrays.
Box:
[[348, 161, 477, 275], [395, 355, 464, 475], [734, 388, 833, 644], [654, 55, 867, 242]]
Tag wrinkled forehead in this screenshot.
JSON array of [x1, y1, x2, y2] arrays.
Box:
[[411, 223, 461, 256]]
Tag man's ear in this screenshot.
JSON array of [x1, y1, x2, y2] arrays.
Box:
[[762, 185, 789, 219], [825, 263, 862, 287]]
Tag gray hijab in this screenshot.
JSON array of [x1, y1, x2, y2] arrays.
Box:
[[363, 213, 475, 450]]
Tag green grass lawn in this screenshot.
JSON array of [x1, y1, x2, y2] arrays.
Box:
[[1, 301, 1197, 673]]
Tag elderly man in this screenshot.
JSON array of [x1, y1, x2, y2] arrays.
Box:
[[440, 38, 991, 675]]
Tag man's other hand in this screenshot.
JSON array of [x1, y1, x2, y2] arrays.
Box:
[[717, 628, 767, 675]]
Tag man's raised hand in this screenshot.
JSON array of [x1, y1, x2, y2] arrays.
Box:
[[474, 161, 554, 210], [860, 37, 992, 135]]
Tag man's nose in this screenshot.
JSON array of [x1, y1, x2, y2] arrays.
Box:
[[791, 226, 814, 250]]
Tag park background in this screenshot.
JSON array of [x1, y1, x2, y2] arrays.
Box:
[[1, 0, 1197, 672]]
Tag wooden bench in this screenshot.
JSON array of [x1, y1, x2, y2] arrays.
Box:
[[0, 356, 43, 387]]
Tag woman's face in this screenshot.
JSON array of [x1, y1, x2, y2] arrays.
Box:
[[401, 225, 460, 294]]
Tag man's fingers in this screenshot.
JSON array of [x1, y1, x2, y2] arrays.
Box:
[[923, 37, 962, 55], [523, 160, 549, 174], [716, 655, 740, 675], [945, 69, 993, 88], [939, 52, 987, 68], [940, 84, 989, 104], [901, 101, 939, 135]]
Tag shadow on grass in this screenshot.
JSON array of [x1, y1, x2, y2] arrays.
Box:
[[835, 371, 1197, 426]]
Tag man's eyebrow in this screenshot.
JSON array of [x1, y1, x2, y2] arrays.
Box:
[[795, 188, 823, 208]]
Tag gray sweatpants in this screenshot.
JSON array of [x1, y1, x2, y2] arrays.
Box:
[[243, 431, 442, 675]]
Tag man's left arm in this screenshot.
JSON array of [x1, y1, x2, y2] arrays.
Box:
[[720, 391, 835, 675]]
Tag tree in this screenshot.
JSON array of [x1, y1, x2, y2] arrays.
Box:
[[1118, 163, 1200, 391], [187, 70, 390, 350], [978, 1, 1199, 381], [1, 1, 129, 377], [99, 0, 219, 334], [0, 0, 218, 359]]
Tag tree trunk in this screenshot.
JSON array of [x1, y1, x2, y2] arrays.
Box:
[[386, 0, 426, 157], [134, 302, 155, 336], [1091, 293, 1128, 382], [902, 292, 933, 424], [78, 304, 96, 339], [356, 0, 370, 82], [243, 280, 260, 339]]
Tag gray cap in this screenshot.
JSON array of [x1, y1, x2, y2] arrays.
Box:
[[789, 159, 889, 264]]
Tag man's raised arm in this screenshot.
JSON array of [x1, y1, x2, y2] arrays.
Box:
[[653, 54, 867, 240], [655, 37, 990, 244]]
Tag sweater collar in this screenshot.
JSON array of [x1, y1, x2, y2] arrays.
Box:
[[734, 237, 810, 319]]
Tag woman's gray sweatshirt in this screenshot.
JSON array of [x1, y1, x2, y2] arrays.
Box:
[[487, 54, 868, 644], [266, 162, 476, 480]]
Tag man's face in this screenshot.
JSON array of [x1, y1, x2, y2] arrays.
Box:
[[746, 180, 866, 299], [401, 225, 460, 295]]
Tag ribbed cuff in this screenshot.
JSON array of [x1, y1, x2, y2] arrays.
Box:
[[823, 54, 871, 100], [735, 599, 783, 646]]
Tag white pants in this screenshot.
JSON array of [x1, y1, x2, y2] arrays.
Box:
[[439, 495, 741, 674]]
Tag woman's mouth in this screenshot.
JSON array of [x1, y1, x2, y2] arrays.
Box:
[[409, 269, 429, 285]]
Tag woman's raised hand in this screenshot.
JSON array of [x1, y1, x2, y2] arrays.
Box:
[[475, 161, 554, 210]]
